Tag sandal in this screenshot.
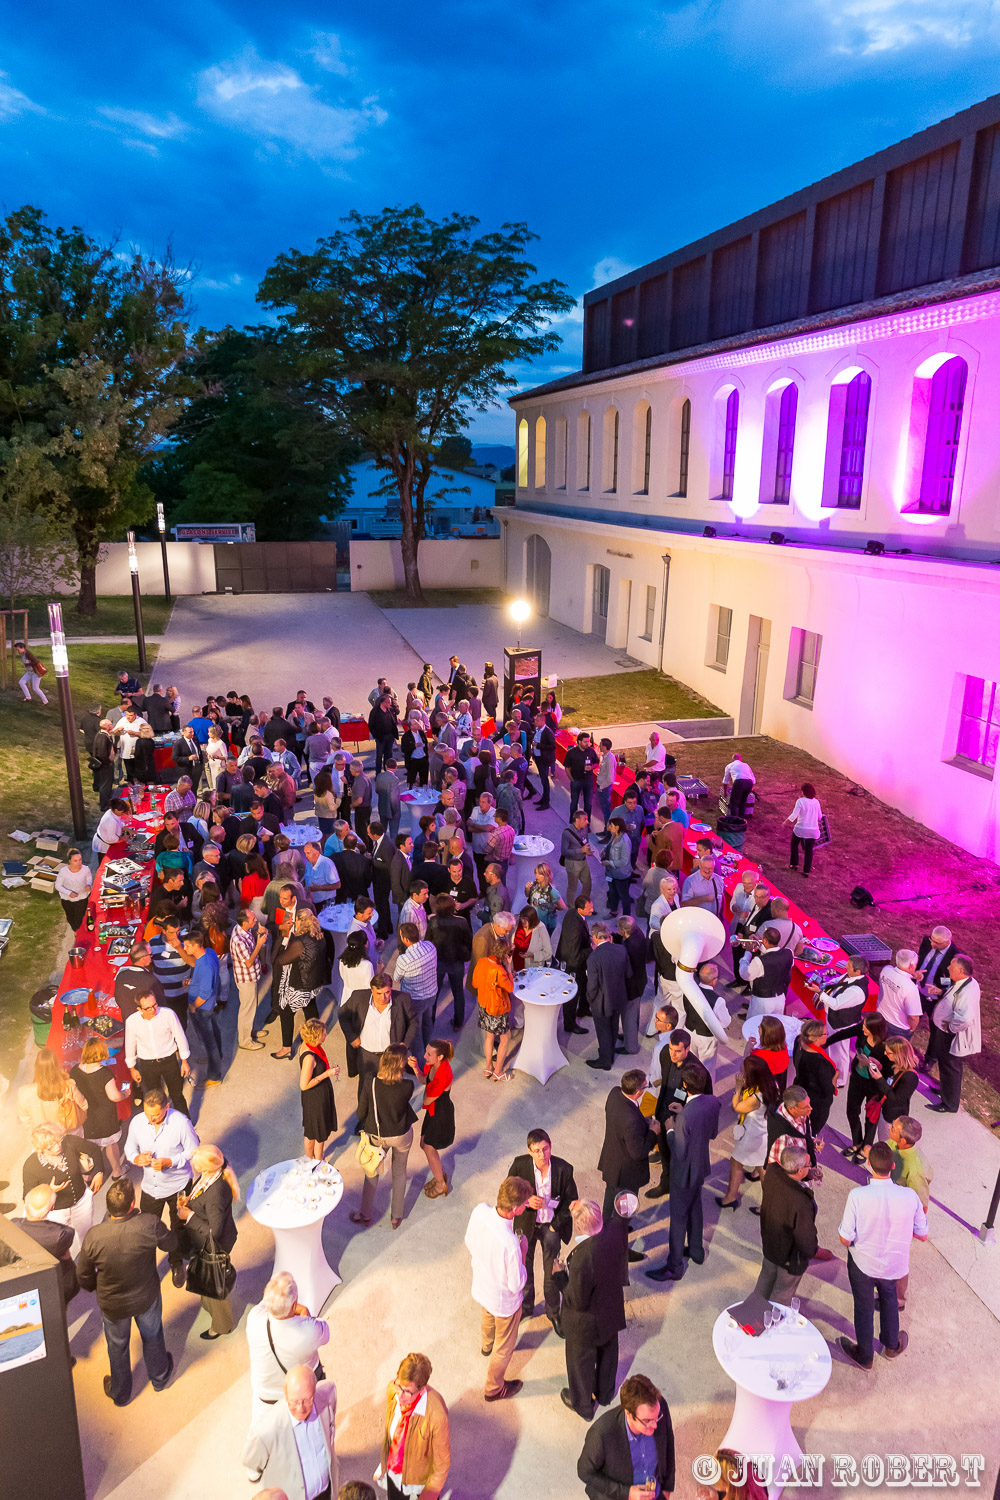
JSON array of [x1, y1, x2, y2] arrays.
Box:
[[484, 1067, 495, 1078], [391, 1218, 402, 1230], [492, 1070, 513, 1082], [349, 1212, 372, 1226]]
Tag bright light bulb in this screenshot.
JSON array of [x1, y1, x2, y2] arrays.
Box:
[[510, 599, 531, 624], [127, 531, 139, 575]]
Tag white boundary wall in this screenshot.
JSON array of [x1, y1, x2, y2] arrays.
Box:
[[349, 538, 502, 591]]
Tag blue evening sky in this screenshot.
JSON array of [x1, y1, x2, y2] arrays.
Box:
[[2, 1, 998, 442]]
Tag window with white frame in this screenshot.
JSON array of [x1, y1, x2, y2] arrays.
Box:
[[632, 402, 652, 494], [534, 415, 547, 490], [954, 675, 999, 774], [554, 415, 568, 489], [517, 418, 528, 489], [785, 628, 821, 707], [676, 398, 691, 497], [602, 407, 620, 493], [576, 411, 591, 491], [707, 605, 732, 669], [640, 585, 656, 641]]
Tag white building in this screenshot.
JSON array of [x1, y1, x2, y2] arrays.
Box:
[[334, 458, 499, 539], [508, 94, 1000, 861]]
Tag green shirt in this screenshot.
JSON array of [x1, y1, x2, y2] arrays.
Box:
[[890, 1142, 932, 1209]]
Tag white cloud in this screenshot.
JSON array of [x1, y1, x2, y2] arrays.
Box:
[[817, 0, 990, 53], [310, 32, 350, 75], [98, 106, 189, 139], [196, 271, 244, 292], [197, 54, 386, 163], [592, 255, 636, 286], [0, 72, 44, 120]]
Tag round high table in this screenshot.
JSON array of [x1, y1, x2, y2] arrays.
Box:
[[712, 1306, 831, 1496], [511, 834, 555, 901], [399, 787, 439, 832], [318, 902, 357, 977], [247, 1158, 345, 1315], [513, 968, 577, 1084], [279, 822, 322, 849], [741, 1013, 804, 1049]]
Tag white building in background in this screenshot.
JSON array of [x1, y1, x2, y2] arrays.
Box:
[[508, 94, 1000, 861], [333, 459, 499, 538]]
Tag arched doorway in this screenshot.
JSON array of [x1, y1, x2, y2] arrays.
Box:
[[526, 533, 551, 616]]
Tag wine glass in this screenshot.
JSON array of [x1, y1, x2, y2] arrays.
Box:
[[762, 1307, 774, 1333], [790, 1296, 801, 1321]]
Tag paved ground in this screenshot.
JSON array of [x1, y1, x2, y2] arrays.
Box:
[[4, 597, 999, 1497]]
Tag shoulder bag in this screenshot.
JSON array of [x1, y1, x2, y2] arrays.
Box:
[[185, 1224, 236, 1301], [355, 1079, 389, 1179]]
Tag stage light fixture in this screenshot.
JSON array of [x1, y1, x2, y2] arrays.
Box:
[[864, 539, 885, 556], [768, 531, 786, 546], [703, 525, 717, 538]]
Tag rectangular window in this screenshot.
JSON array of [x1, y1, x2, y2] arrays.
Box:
[[789, 628, 821, 706], [837, 371, 871, 508], [677, 398, 691, 497], [577, 412, 591, 491], [713, 606, 732, 668], [773, 384, 798, 504], [641, 585, 656, 641], [955, 675, 1000, 772], [555, 416, 568, 489]]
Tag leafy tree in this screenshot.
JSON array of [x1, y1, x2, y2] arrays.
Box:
[[0, 205, 191, 613], [258, 205, 574, 601], [148, 327, 355, 539], [0, 444, 76, 610], [436, 434, 473, 471]]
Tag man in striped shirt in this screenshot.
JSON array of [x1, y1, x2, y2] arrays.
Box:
[[149, 916, 194, 1031], [393, 922, 438, 1068], [230, 908, 268, 1050], [399, 882, 429, 940]]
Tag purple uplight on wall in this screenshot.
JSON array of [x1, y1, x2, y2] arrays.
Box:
[[773, 383, 798, 504], [911, 355, 967, 515], [836, 370, 871, 509], [721, 388, 739, 501]]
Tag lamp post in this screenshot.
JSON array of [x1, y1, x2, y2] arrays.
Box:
[[48, 603, 87, 841], [156, 503, 172, 602], [510, 598, 531, 649], [127, 531, 148, 673]]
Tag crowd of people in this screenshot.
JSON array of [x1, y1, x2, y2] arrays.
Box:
[[11, 650, 983, 1498]]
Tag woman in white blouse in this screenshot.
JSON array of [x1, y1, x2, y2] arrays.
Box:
[[204, 725, 229, 791], [785, 781, 823, 877]]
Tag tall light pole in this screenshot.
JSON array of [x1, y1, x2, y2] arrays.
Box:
[[156, 503, 172, 602], [127, 531, 148, 673], [48, 603, 87, 841]]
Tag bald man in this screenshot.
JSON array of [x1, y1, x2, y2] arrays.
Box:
[[242, 1365, 339, 1500], [91, 717, 117, 810], [12, 1185, 79, 1305]]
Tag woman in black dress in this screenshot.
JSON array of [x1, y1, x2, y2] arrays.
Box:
[[865, 1036, 919, 1150], [133, 724, 157, 784], [791, 1018, 839, 1135], [70, 1037, 127, 1179], [177, 1144, 240, 1339], [409, 1038, 455, 1199], [299, 1018, 340, 1159]]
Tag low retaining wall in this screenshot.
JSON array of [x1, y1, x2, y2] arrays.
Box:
[[350, 537, 502, 591]]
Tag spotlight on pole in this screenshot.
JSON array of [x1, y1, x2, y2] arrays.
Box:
[[48, 602, 87, 841], [127, 531, 148, 674], [156, 503, 172, 602], [509, 597, 531, 650]]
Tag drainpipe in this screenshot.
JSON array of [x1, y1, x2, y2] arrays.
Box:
[[657, 551, 671, 675]]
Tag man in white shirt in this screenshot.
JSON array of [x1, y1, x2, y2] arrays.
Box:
[[91, 797, 129, 870], [807, 956, 869, 1087], [246, 1272, 330, 1407], [301, 842, 340, 909], [877, 949, 922, 1037], [124, 992, 191, 1114], [124, 1088, 200, 1286], [113, 705, 146, 780], [643, 732, 667, 775], [722, 753, 755, 817], [838, 1142, 927, 1368], [399, 884, 429, 939], [242, 1365, 338, 1500], [464, 1175, 533, 1401], [765, 898, 804, 956]]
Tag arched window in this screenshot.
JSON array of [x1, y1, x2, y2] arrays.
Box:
[[526, 534, 551, 615], [603, 407, 620, 492], [517, 418, 528, 489], [836, 371, 871, 509], [632, 402, 652, 494], [677, 398, 691, 497], [721, 389, 739, 501], [554, 415, 568, 489], [773, 384, 798, 504], [576, 411, 591, 491], [915, 356, 967, 514], [534, 415, 547, 490]]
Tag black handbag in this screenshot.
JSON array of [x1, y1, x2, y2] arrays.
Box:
[[185, 1228, 236, 1301]]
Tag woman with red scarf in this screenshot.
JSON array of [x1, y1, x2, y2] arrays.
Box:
[[749, 1014, 791, 1093], [409, 1038, 455, 1199], [376, 1351, 451, 1500], [299, 1018, 340, 1159], [791, 1018, 839, 1134]]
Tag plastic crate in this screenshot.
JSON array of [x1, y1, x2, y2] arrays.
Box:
[[840, 933, 892, 964]]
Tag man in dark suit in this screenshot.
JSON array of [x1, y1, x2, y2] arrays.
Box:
[[554, 1200, 627, 1418], [368, 821, 397, 939], [648, 1029, 691, 1199], [556, 895, 593, 1033], [613, 916, 649, 1054], [598, 1070, 659, 1260], [389, 833, 415, 910], [585, 924, 630, 1070], [333, 833, 373, 903], [263, 708, 294, 750], [647, 1061, 721, 1282], [578, 1373, 675, 1500], [411, 841, 450, 898], [915, 926, 959, 1023], [755, 1144, 818, 1304], [90, 717, 117, 810], [508, 1129, 578, 1332], [339, 974, 418, 1114], [531, 712, 557, 809], [140, 686, 174, 735]]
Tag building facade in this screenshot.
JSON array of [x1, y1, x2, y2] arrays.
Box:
[[508, 95, 1000, 861]]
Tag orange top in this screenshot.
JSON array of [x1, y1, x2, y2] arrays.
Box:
[[472, 956, 513, 1016]]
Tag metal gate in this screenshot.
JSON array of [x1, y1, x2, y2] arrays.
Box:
[[213, 541, 343, 593], [526, 533, 551, 616]]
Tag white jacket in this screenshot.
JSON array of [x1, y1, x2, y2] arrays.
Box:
[[932, 976, 981, 1057]]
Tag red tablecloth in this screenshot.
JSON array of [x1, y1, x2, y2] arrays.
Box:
[[48, 789, 167, 1119], [338, 718, 372, 746], [154, 744, 174, 771]]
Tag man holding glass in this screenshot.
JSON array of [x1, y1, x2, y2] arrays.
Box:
[[578, 1373, 674, 1499]]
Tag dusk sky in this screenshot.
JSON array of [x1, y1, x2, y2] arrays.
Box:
[[3, 1, 999, 442]]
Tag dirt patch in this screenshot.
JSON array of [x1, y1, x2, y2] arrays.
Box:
[[620, 734, 1000, 1127]]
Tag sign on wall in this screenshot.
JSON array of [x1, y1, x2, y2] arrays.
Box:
[[171, 523, 257, 543]]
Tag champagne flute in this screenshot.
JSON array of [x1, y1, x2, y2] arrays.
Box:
[[790, 1296, 801, 1321]]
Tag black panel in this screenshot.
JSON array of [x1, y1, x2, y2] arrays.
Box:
[[610, 287, 638, 368], [709, 235, 755, 339], [877, 143, 959, 294], [669, 256, 708, 350], [810, 181, 875, 311], [755, 211, 809, 327], [962, 123, 1000, 271], [637, 273, 671, 358], [583, 298, 610, 372]]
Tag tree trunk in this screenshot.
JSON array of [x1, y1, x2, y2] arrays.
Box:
[[74, 520, 100, 616], [397, 459, 425, 605]]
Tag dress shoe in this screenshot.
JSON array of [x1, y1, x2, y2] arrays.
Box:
[[561, 1388, 593, 1418], [880, 1331, 908, 1359], [586, 1059, 612, 1071], [646, 1265, 683, 1282], [928, 1104, 954, 1113], [811, 1247, 835, 1261], [103, 1376, 130, 1406], [481, 1344, 494, 1356], [627, 1249, 645, 1263], [171, 1262, 186, 1288], [485, 1379, 523, 1401], [152, 1353, 175, 1392], [239, 1041, 265, 1051], [645, 1184, 668, 1200], [566, 1025, 588, 1035], [551, 1316, 565, 1339], [838, 1336, 873, 1369], [688, 1250, 705, 1265]]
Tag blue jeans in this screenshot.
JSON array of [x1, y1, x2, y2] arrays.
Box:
[[607, 875, 632, 915], [847, 1251, 900, 1362], [597, 787, 612, 829], [103, 1290, 170, 1404], [190, 1006, 223, 1081], [569, 777, 592, 820], [437, 962, 467, 1027]]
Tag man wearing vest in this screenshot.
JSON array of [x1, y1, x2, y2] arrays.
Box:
[[745, 928, 793, 1020], [808, 957, 869, 1088], [926, 955, 981, 1114], [681, 963, 730, 1084]]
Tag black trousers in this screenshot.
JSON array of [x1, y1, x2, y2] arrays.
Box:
[[140, 1181, 191, 1268], [136, 1053, 189, 1116], [61, 898, 89, 932], [790, 833, 816, 873], [563, 965, 588, 1029], [521, 1222, 563, 1319], [93, 763, 115, 810], [926, 1019, 964, 1111], [355, 1046, 382, 1115], [566, 1330, 619, 1416], [373, 880, 393, 939], [653, 1131, 671, 1192], [354, 807, 371, 844], [279, 997, 319, 1048], [592, 1014, 616, 1069], [666, 1180, 704, 1273], [845, 1072, 875, 1148], [728, 777, 753, 817]]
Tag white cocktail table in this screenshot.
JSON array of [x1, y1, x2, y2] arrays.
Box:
[[712, 1305, 831, 1494], [280, 822, 322, 848], [511, 834, 555, 900], [247, 1158, 345, 1315], [399, 787, 439, 831], [318, 901, 358, 970], [513, 967, 577, 1084]]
